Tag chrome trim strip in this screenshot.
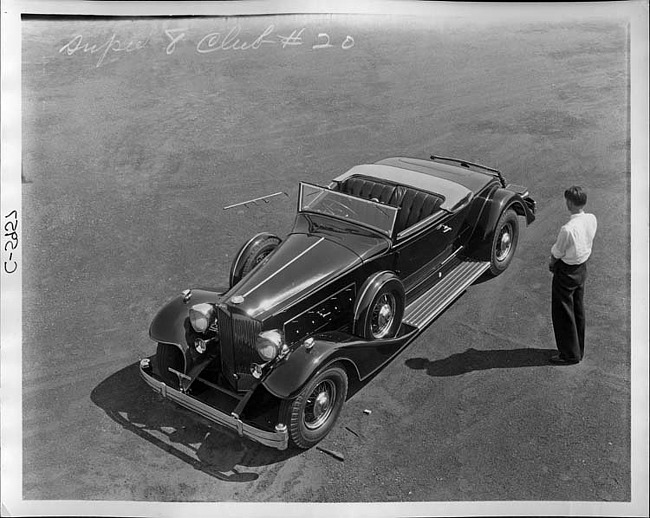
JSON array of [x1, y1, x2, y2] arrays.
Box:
[[439, 245, 465, 268], [247, 260, 360, 319], [140, 360, 289, 450], [242, 237, 325, 298], [396, 211, 448, 241]]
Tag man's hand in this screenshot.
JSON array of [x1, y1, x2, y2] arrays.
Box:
[[548, 256, 558, 273]]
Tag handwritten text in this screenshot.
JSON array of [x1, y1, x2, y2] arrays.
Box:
[[59, 25, 355, 67], [59, 33, 151, 68], [3, 210, 18, 274]]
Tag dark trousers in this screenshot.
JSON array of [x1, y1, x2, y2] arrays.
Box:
[[552, 260, 587, 361]]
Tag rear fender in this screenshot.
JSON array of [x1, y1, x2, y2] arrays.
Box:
[[262, 326, 418, 399], [469, 188, 534, 258], [149, 288, 226, 350]]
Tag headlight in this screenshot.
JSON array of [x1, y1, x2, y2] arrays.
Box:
[[189, 303, 215, 333], [255, 330, 283, 362]]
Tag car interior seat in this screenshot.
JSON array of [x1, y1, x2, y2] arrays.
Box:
[[334, 175, 444, 234]]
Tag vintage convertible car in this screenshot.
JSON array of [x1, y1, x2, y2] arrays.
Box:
[[140, 155, 536, 450]]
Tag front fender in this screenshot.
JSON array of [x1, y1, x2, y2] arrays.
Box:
[[262, 326, 418, 399], [352, 270, 403, 336], [149, 288, 226, 349]]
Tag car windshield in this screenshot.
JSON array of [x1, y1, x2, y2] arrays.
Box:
[[299, 183, 399, 237]]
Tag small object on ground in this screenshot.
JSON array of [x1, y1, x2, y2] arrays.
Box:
[[316, 446, 345, 461], [345, 426, 360, 438], [223, 191, 288, 210], [363, 409, 372, 415]]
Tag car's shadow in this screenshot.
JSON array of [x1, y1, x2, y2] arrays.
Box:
[[91, 363, 301, 482], [405, 347, 557, 376]]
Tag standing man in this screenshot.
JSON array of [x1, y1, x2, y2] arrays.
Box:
[[548, 186, 598, 365]]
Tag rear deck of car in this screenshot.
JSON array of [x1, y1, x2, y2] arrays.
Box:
[[377, 157, 496, 194]]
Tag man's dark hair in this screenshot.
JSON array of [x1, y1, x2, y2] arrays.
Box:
[[564, 186, 587, 207]]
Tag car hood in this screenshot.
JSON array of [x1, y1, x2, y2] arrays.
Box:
[[224, 227, 388, 320]]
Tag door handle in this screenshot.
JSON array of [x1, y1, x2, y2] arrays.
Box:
[[437, 224, 452, 233]]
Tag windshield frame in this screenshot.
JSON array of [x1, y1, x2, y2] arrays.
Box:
[[298, 182, 399, 238]]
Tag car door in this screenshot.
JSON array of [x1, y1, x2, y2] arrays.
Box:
[[394, 201, 472, 296]]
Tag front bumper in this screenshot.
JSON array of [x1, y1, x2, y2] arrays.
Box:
[[139, 358, 289, 451]]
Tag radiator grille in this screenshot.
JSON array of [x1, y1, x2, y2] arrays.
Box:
[[216, 306, 261, 376]]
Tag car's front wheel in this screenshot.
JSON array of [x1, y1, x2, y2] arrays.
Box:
[[489, 208, 519, 275], [279, 364, 348, 449]]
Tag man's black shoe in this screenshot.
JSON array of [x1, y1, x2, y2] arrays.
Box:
[[550, 355, 580, 365]]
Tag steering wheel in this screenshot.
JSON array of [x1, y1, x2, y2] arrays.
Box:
[[323, 199, 359, 219]]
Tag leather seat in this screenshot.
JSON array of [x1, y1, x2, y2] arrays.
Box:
[[335, 175, 443, 234], [337, 176, 403, 206]]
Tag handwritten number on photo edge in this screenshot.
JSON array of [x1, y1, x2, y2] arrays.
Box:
[[165, 28, 187, 55], [3, 211, 18, 274], [342, 35, 355, 50], [313, 33, 355, 50], [313, 33, 334, 49]]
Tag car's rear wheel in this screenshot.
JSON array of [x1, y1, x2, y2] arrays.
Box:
[[230, 234, 281, 287], [279, 364, 348, 449], [156, 342, 185, 389], [489, 208, 519, 275]]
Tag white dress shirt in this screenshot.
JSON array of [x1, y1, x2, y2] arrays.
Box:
[[551, 211, 598, 265]]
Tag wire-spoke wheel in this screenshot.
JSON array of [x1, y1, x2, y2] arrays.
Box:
[[279, 365, 348, 449], [356, 275, 404, 340], [489, 209, 519, 275], [370, 293, 397, 339], [303, 379, 337, 430], [495, 223, 513, 262]]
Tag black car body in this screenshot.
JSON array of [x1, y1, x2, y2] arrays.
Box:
[[140, 155, 536, 449]]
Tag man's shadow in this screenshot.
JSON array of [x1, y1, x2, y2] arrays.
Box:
[[91, 363, 300, 482], [405, 347, 557, 377]]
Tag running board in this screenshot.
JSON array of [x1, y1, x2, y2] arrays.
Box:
[[403, 258, 490, 329]]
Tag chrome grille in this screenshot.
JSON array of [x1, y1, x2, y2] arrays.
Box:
[[216, 306, 261, 375], [216, 306, 233, 347]]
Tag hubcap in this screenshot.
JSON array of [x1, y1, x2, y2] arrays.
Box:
[[496, 224, 512, 262], [371, 293, 396, 338], [304, 379, 336, 430]]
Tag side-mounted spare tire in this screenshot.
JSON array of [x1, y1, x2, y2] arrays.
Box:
[[489, 208, 519, 276], [354, 271, 405, 340], [229, 232, 281, 287]]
